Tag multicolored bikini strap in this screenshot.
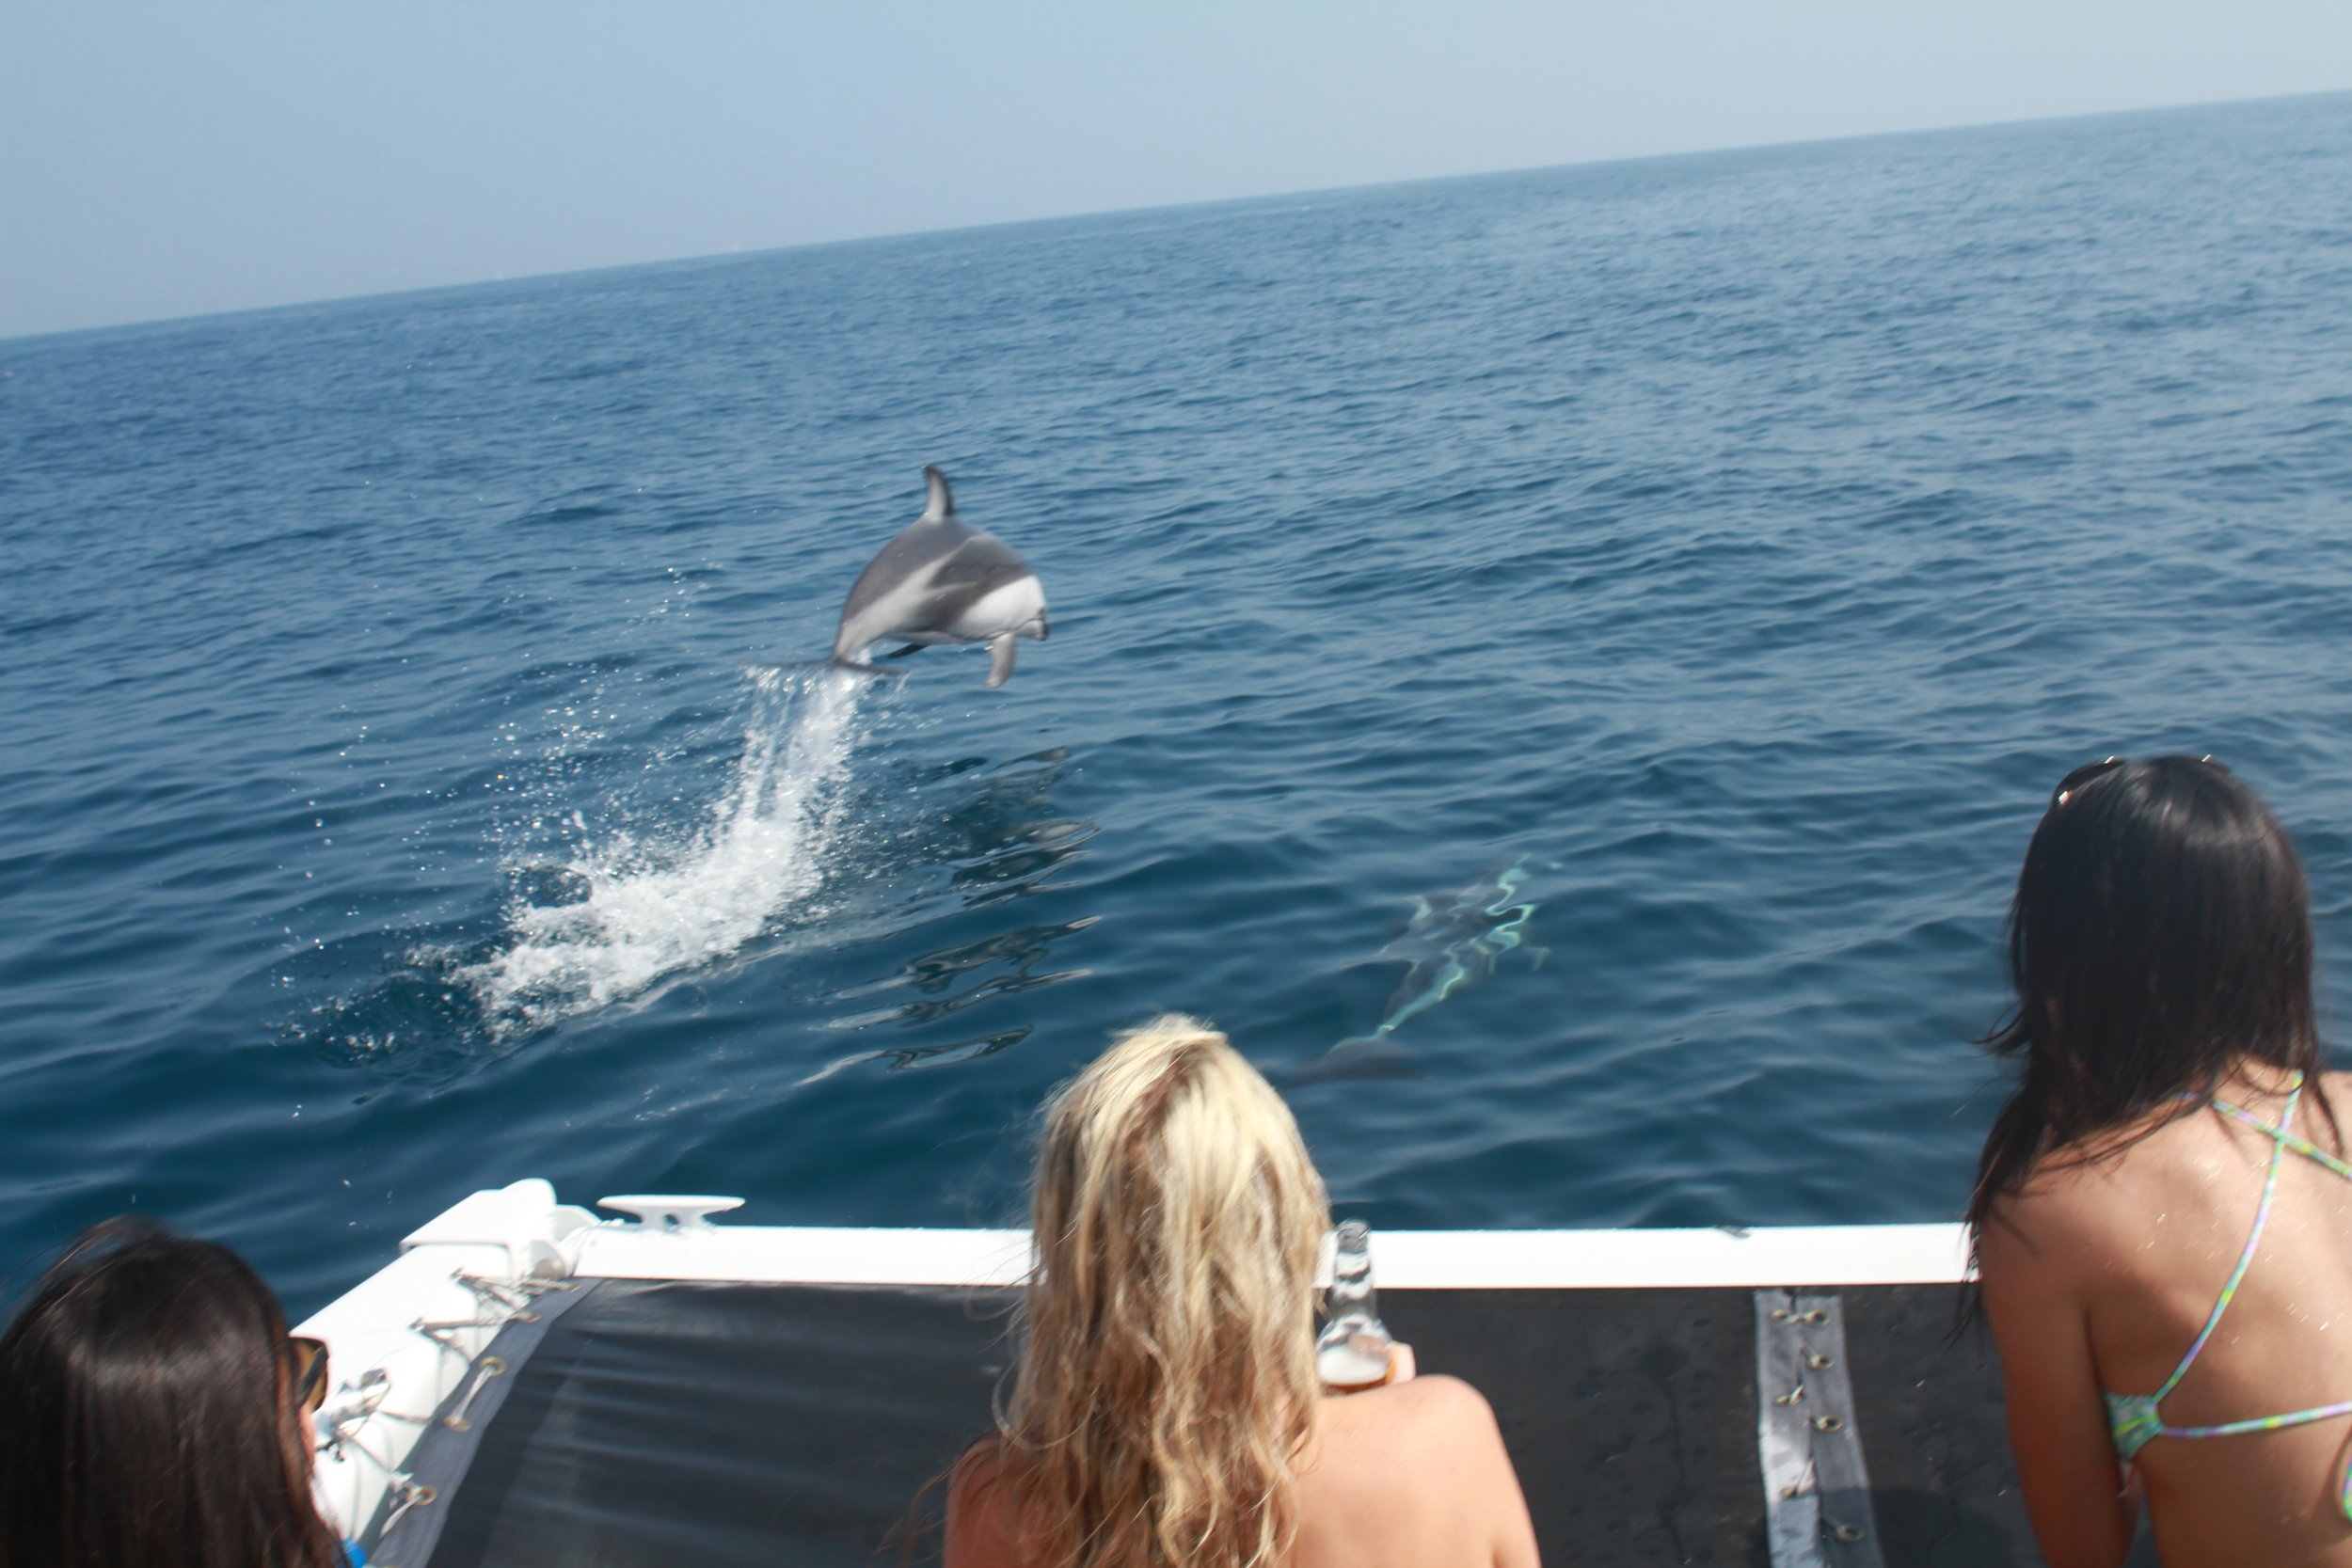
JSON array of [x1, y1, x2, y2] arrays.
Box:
[[2120, 1073, 2352, 1520]]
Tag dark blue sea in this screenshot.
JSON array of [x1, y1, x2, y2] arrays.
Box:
[[5, 94, 2351, 1314]]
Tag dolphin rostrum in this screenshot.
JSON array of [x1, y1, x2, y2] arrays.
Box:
[[828, 466, 1049, 689], [1298, 857, 1546, 1082]]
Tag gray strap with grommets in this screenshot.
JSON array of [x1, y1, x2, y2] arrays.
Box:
[[367, 1277, 602, 1568], [1756, 1290, 1885, 1568]]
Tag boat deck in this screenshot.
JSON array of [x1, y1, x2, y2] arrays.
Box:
[[373, 1276, 2042, 1568]]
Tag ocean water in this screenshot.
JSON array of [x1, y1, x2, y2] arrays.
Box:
[[4, 94, 2351, 1314]]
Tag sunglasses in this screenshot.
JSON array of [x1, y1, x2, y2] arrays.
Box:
[[288, 1335, 329, 1416], [2050, 754, 2229, 810]]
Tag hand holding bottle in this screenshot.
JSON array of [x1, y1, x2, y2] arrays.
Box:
[[1317, 1220, 1411, 1391]]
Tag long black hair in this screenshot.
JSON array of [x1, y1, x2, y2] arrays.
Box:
[[1966, 756, 2327, 1243], [0, 1218, 344, 1568]]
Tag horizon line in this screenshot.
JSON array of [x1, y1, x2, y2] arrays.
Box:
[[6, 84, 2344, 349]]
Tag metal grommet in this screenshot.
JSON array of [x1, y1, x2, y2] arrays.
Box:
[[1770, 1307, 1792, 1322], [1802, 1309, 1830, 1325], [409, 1484, 438, 1506], [1806, 1352, 1836, 1370], [480, 1355, 507, 1376], [1781, 1484, 1805, 1499], [1832, 1522, 1866, 1543], [1813, 1413, 1845, 1432]]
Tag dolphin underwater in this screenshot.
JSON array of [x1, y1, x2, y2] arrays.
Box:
[[825, 466, 1048, 689], [1299, 857, 1546, 1082]]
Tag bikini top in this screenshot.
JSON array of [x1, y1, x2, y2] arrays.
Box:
[[2102, 1072, 2352, 1519]]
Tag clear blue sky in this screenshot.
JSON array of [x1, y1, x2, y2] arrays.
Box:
[[4, 1, 2348, 340]]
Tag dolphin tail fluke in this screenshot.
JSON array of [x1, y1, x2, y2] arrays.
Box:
[[1290, 1037, 1422, 1085], [985, 633, 1018, 689]]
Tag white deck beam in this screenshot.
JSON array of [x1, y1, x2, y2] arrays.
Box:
[[570, 1219, 1972, 1290]]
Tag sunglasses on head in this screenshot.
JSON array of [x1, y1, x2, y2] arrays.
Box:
[[2050, 754, 2229, 810], [288, 1335, 329, 1416]]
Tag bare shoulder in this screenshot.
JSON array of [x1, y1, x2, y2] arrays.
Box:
[[1980, 1100, 2245, 1299], [1329, 1371, 1494, 1420], [1979, 1164, 2105, 1275], [1302, 1377, 1537, 1568], [948, 1433, 1009, 1496], [2312, 1069, 2352, 1138], [944, 1436, 1025, 1568], [1385, 1373, 1502, 1433], [1313, 1374, 1509, 1469]]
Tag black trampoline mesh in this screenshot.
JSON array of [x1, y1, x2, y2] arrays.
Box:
[[376, 1279, 2040, 1568]]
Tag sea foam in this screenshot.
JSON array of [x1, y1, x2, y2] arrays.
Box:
[[460, 666, 869, 1033]]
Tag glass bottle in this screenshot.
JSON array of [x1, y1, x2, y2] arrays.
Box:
[[1315, 1219, 1396, 1390]]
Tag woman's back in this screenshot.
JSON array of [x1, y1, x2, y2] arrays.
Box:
[[1985, 1068, 2352, 1567], [1292, 1377, 1536, 1568], [948, 1376, 1535, 1568]]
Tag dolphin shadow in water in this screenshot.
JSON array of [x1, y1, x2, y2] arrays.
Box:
[[1295, 857, 1547, 1084], [760, 466, 1049, 689]]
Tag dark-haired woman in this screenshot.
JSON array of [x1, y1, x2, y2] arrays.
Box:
[[0, 1218, 346, 1568], [1972, 756, 2352, 1568]]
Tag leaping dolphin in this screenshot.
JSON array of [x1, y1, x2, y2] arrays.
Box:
[[828, 466, 1049, 689]]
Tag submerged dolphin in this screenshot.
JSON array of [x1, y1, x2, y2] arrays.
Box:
[[1300, 857, 1546, 1082], [828, 466, 1048, 689]]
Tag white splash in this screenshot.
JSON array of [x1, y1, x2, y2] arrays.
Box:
[[462, 667, 869, 1033]]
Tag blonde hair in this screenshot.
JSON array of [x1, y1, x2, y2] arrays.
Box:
[[995, 1015, 1330, 1568]]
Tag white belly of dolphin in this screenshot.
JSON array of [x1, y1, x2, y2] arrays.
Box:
[[947, 577, 1045, 641], [834, 570, 1044, 657]]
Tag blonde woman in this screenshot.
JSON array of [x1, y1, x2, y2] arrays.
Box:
[[946, 1016, 1539, 1568]]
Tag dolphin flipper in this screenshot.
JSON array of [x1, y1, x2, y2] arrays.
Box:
[[883, 644, 927, 660], [986, 633, 1018, 689]]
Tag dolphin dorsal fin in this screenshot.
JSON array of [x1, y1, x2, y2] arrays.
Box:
[[922, 465, 955, 521]]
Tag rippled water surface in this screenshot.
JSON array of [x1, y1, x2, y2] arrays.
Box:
[[6, 95, 2351, 1311]]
